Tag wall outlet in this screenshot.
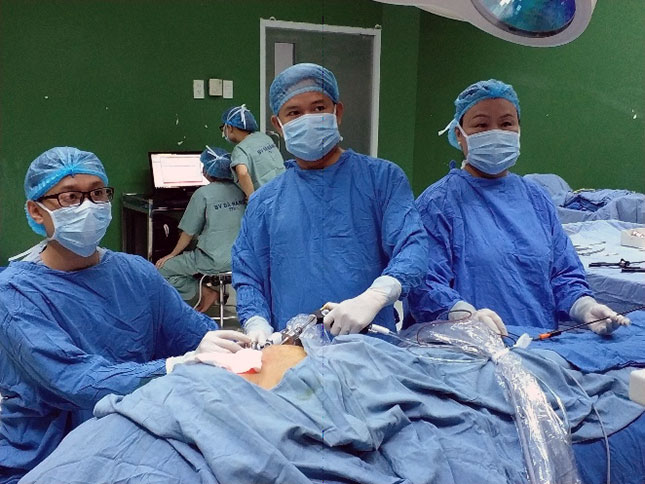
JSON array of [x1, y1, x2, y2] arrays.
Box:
[[193, 80, 205, 99]]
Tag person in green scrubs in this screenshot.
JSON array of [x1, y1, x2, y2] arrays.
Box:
[[221, 104, 285, 199], [156, 146, 246, 311]]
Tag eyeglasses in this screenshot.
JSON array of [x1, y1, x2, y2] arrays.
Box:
[[219, 124, 225, 132], [39, 187, 115, 207]]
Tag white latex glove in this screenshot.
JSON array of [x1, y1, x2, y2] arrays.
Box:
[[244, 316, 274, 347], [196, 330, 251, 354], [269, 332, 285, 345], [323, 276, 401, 336], [450, 301, 508, 336], [570, 296, 631, 335], [166, 330, 251, 373]]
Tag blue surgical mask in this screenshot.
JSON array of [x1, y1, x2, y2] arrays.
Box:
[[458, 125, 520, 175], [278, 109, 341, 162], [38, 200, 112, 257]]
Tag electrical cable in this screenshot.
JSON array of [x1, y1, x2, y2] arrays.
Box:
[[538, 305, 645, 340], [192, 273, 209, 310]]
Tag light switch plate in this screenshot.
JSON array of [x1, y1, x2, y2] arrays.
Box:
[[209, 78, 223, 96], [223, 80, 233, 99], [193, 80, 205, 99]]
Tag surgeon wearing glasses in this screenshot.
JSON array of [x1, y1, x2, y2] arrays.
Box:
[[0, 147, 250, 482]]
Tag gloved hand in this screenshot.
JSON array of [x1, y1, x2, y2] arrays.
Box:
[[450, 301, 508, 336], [269, 332, 285, 345], [323, 276, 401, 336], [244, 316, 274, 347], [570, 296, 631, 335], [166, 330, 251, 373], [196, 330, 250, 354], [473, 309, 508, 336]]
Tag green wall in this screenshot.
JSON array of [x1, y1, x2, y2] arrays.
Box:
[[412, 0, 645, 195], [1, 0, 644, 264], [378, 5, 420, 176], [0, 0, 390, 263]]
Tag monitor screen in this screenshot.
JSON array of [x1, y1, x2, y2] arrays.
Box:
[[149, 152, 209, 189]]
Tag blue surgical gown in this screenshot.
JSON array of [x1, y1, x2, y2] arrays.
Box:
[[406, 168, 592, 330], [0, 250, 216, 483], [232, 149, 429, 331]]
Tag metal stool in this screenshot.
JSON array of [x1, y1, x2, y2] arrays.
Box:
[[201, 271, 236, 328]]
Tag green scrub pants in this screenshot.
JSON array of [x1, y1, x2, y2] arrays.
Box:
[[159, 249, 222, 301]]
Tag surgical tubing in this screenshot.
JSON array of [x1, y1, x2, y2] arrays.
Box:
[[416, 320, 582, 484]]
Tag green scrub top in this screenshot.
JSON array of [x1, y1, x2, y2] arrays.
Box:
[[178, 182, 246, 271], [231, 131, 285, 190]]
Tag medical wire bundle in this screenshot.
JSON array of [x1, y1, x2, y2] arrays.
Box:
[[415, 319, 582, 484]]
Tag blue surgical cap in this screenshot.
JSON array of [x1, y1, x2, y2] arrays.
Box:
[[221, 105, 258, 132], [201, 146, 233, 180], [269, 63, 340, 115], [24, 147, 109, 236], [443, 79, 521, 150]]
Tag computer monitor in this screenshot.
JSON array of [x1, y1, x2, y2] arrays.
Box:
[[149, 152, 209, 189]]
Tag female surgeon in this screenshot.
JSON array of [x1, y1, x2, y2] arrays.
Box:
[[405, 79, 630, 336]]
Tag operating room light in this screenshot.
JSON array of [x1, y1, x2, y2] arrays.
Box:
[[472, 0, 576, 37], [372, 0, 596, 47]]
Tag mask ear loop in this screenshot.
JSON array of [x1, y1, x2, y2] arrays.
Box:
[[439, 120, 469, 164], [275, 117, 287, 142], [332, 104, 344, 143], [35, 202, 59, 242], [11, 202, 60, 261]]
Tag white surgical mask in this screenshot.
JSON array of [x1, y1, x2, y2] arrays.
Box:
[[221, 126, 234, 144], [38, 200, 112, 257], [458, 125, 520, 175], [278, 108, 341, 162]]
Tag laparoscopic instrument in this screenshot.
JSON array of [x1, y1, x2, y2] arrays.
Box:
[[537, 305, 645, 341], [276, 308, 397, 346], [278, 309, 325, 346], [276, 308, 477, 351], [589, 258, 645, 272]]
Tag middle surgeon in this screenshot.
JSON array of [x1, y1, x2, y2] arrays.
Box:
[[232, 63, 429, 346]]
